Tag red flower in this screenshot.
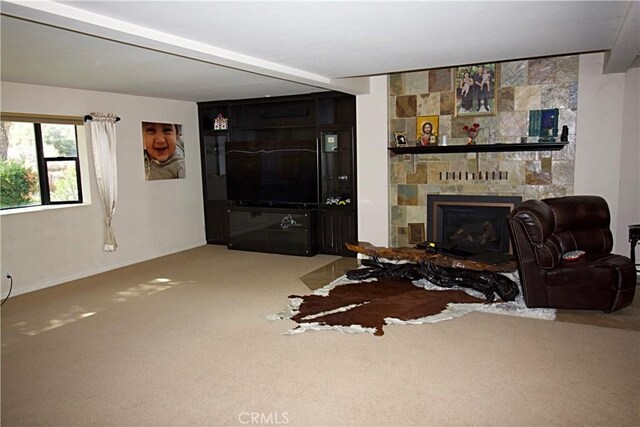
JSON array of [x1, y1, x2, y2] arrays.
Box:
[[462, 123, 481, 141]]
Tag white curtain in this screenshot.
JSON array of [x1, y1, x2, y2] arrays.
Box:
[[87, 112, 119, 252]]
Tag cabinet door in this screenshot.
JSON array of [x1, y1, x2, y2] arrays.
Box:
[[228, 208, 316, 256], [205, 201, 229, 244], [320, 127, 354, 208], [336, 211, 357, 257], [228, 210, 269, 251], [318, 209, 356, 256], [203, 133, 227, 200], [266, 211, 315, 255], [318, 211, 338, 253]]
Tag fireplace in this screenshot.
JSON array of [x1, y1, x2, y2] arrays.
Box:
[[426, 195, 522, 254]]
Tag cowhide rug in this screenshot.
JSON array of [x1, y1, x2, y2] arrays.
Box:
[[268, 273, 555, 336]]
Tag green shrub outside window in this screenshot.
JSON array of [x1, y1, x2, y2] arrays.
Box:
[[0, 117, 82, 210]]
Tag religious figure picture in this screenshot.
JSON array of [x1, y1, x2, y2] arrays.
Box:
[[416, 115, 439, 146]]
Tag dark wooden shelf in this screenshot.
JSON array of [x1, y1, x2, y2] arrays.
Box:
[[389, 142, 568, 154], [201, 129, 230, 135], [239, 124, 315, 130]]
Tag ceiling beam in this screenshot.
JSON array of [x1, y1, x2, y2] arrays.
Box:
[[603, 0, 640, 74], [1, 0, 370, 95]]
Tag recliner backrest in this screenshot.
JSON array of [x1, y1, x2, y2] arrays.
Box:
[[544, 195, 613, 254], [510, 195, 613, 269]]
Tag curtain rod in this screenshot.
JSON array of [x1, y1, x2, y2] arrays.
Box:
[[83, 114, 121, 123]]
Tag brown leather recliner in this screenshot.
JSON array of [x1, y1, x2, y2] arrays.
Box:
[[507, 195, 636, 312]]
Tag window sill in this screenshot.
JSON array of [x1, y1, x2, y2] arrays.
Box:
[[0, 202, 91, 216]]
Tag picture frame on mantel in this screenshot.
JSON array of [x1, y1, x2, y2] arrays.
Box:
[[392, 131, 408, 147], [416, 115, 439, 146], [529, 108, 559, 141], [455, 63, 498, 117]]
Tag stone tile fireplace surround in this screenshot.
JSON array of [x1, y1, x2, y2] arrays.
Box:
[[389, 55, 579, 247]]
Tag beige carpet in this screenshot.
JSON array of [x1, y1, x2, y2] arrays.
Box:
[[2, 245, 639, 426]]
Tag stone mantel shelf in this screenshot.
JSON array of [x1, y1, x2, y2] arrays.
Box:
[[389, 142, 568, 155]]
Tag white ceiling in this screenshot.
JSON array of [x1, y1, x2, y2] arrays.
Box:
[[1, 1, 639, 103]]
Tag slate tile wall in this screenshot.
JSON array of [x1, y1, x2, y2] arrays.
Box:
[[388, 55, 579, 247]]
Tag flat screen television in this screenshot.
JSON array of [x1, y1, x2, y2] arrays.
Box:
[[226, 139, 318, 206]]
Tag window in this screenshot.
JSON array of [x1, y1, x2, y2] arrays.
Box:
[[0, 114, 83, 210]]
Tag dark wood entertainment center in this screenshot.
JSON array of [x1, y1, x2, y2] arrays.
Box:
[[198, 91, 357, 257]]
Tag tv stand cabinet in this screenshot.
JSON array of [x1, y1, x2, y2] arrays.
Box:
[[228, 206, 317, 256], [198, 92, 357, 256]]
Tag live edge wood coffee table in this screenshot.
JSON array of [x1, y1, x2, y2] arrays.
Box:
[[345, 241, 517, 273]]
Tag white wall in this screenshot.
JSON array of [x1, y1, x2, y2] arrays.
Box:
[[0, 82, 204, 296], [356, 75, 389, 247], [575, 53, 640, 254], [617, 66, 640, 255]]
